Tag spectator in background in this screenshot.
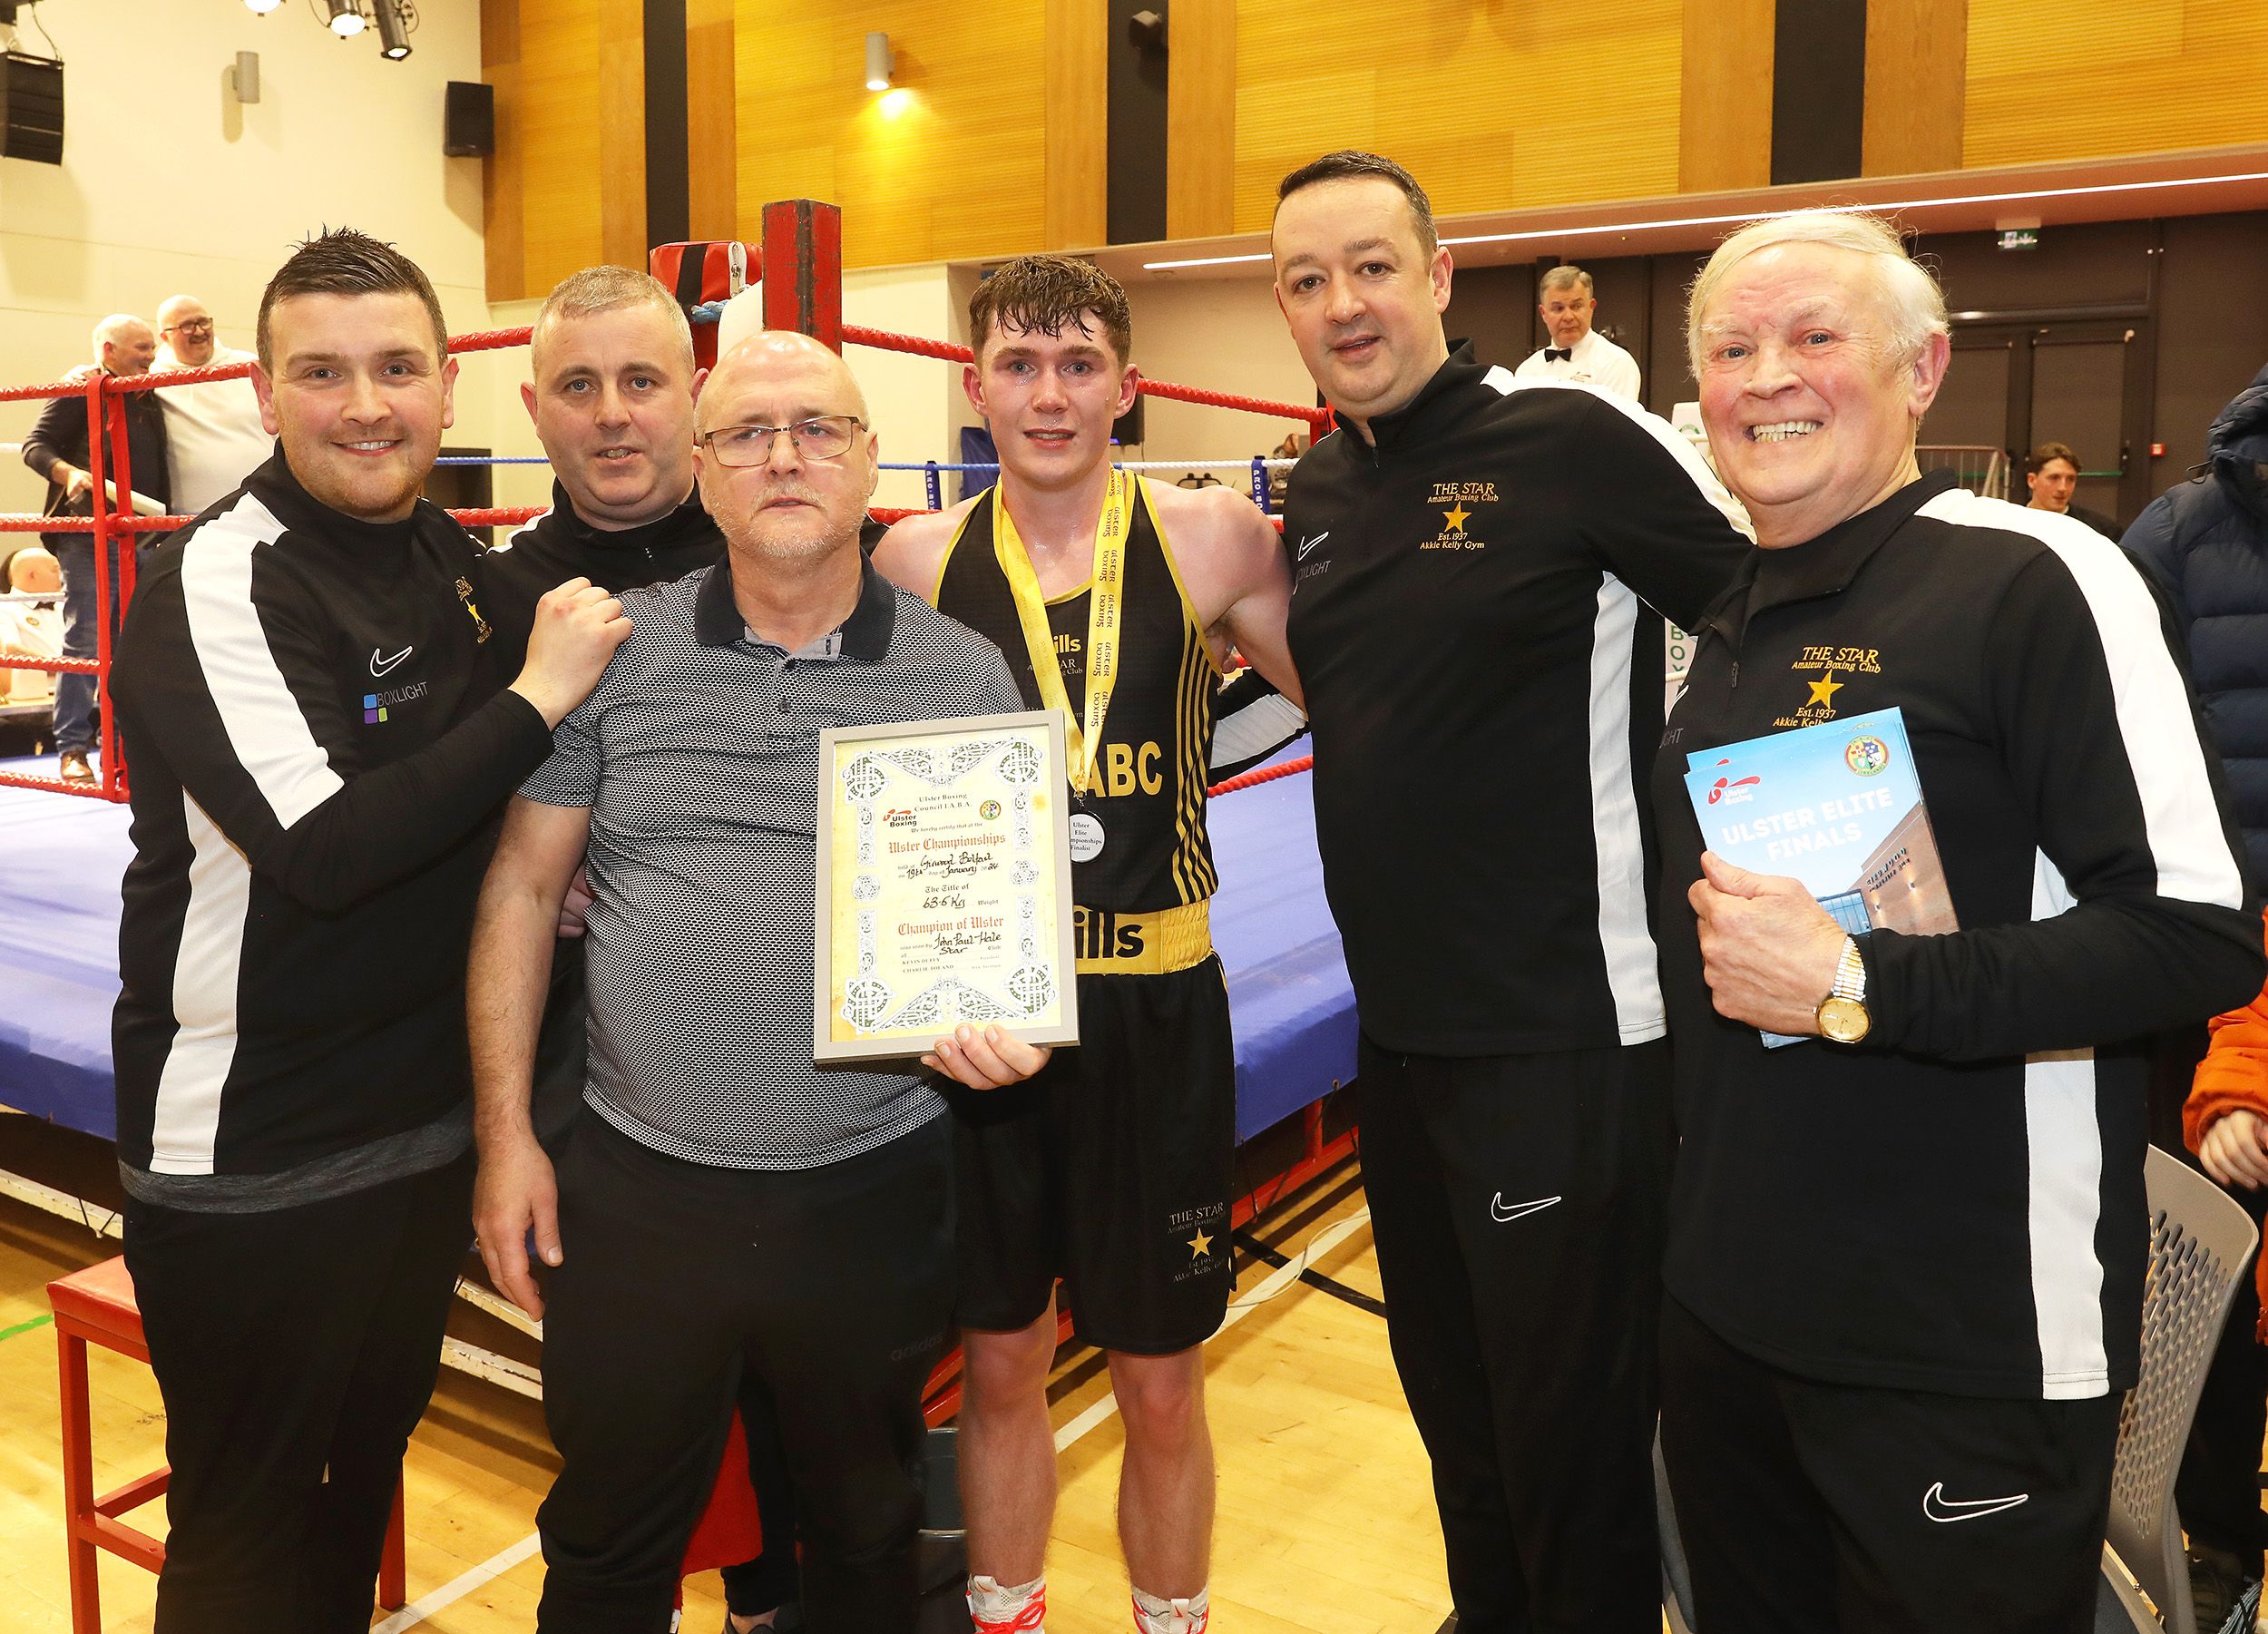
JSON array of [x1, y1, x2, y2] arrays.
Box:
[[20, 313, 171, 784], [1513, 266, 1642, 400], [155, 293, 273, 518], [2024, 440, 2119, 538], [2124, 359, 2268, 1628], [0, 543, 64, 712], [2126, 367, 2268, 889]]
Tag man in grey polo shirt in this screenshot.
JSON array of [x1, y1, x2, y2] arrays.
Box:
[[468, 331, 1049, 1633]]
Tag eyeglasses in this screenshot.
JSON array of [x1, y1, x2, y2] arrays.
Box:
[[162, 319, 216, 338], [698, 416, 866, 465]]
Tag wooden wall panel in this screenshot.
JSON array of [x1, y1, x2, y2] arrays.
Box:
[[730, 0, 1088, 269], [1231, 0, 1684, 233], [481, 0, 525, 302], [517, 2, 606, 292], [687, 0, 739, 240], [1045, 0, 1109, 249], [599, 1, 650, 269], [1167, 0, 1236, 239], [1680, 0, 1773, 192], [482, 0, 647, 301], [1864, 0, 1964, 175], [1965, 0, 2268, 169]]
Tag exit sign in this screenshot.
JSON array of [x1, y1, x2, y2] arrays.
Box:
[[1998, 228, 2040, 251]]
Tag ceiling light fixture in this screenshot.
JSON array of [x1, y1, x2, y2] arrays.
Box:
[[243, 0, 284, 14], [865, 31, 893, 93], [374, 0, 412, 59], [327, 0, 366, 37], [1141, 169, 2268, 271]]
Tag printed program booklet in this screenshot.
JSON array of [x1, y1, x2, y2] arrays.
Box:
[[1683, 707, 1957, 1045]]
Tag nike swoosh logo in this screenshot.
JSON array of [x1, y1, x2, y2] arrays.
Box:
[[1921, 1482, 2029, 1523], [369, 646, 414, 678], [1297, 531, 1328, 561], [1489, 1193, 1561, 1223]]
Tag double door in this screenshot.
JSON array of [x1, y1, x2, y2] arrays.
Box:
[[1926, 317, 2151, 529]]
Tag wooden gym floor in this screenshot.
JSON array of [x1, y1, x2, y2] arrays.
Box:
[[0, 1119, 1458, 1633]]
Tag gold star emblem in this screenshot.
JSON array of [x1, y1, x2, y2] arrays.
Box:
[[1442, 503, 1471, 534], [1806, 673, 1843, 709], [1188, 1228, 1213, 1259]]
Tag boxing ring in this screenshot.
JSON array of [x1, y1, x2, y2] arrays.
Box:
[[0, 200, 1359, 1415]]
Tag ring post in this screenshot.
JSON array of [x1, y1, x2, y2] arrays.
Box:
[[924, 461, 942, 513], [82, 377, 118, 797], [96, 377, 137, 799], [760, 201, 844, 352], [1250, 456, 1267, 513]]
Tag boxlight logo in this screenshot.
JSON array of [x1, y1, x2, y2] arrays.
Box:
[[363, 693, 387, 725]]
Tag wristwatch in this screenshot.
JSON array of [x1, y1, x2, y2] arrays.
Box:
[[1814, 935, 1871, 1044]]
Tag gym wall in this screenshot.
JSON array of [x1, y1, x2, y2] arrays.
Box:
[[0, 0, 512, 519]]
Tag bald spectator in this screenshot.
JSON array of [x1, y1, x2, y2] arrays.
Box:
[[1513, 266, 1642, 400], [155, 293, 271, 518], [2025, 441, 2120, 539], [20, 314, 171, 783]]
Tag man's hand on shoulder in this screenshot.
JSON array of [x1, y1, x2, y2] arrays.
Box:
[[510, 577, 631, 728], [923, 1023, 1051, 1090]]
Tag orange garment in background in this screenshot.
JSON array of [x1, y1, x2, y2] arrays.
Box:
[[2183, 912, 2268, 1338]]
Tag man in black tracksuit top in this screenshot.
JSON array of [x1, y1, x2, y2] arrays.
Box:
[[1270, 152, 1751, 1632], [109, 231, 624, 1634], [1655, 472, 2263, 1629], [1654, 210, 2263, 1631]]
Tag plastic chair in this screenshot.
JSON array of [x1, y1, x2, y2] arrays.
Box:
[[48, 1255, 407, 1634], [2097, 1146, 2261, 1634]]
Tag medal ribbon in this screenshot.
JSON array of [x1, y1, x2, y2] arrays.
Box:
[[993, 468, 1130, 798]]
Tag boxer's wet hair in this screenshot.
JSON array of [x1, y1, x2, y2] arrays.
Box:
[[257, 228, 450, 371], [1275, 151, 1437, 254], [969, 255, 1132, 367]]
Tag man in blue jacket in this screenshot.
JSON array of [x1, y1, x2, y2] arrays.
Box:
[[2124, 359, 2268, 1627]]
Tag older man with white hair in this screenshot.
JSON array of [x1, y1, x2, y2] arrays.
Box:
[[1652, 208, 2263, 1632], [153, 293, 272, 518], [19, 312, 171, 782]]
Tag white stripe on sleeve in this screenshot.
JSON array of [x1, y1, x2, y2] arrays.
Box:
[[1917, 486, 2244, 910], [148, 789, 253, 1174], [179, 494, 346, 828], [1586, 572, 1667, 1042]]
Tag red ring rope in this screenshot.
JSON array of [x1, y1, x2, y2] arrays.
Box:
[[1207, 754, 1313, 797], [844, 324, 1332, 432], [1, 313, 1315, 799]]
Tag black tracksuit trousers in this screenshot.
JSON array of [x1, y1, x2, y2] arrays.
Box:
[[534, 1111, 953, 1634], [122, 1154, 474, 1634], [1354, 1036, 1672, 1634]]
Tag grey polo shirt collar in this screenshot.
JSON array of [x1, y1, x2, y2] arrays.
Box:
[[692, 550, 898, 660]]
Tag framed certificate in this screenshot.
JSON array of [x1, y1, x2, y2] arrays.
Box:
[[815, 710, 1080, 1062]]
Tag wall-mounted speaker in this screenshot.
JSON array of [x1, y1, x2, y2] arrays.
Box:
[[444, 80, 494, 158], [1, 51, 64, 166]]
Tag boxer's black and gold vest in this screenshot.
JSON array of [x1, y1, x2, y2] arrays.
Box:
[[934, 476, 1220, 974]]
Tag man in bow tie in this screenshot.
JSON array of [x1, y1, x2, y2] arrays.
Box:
[[1513, 265, 1642, 401]]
